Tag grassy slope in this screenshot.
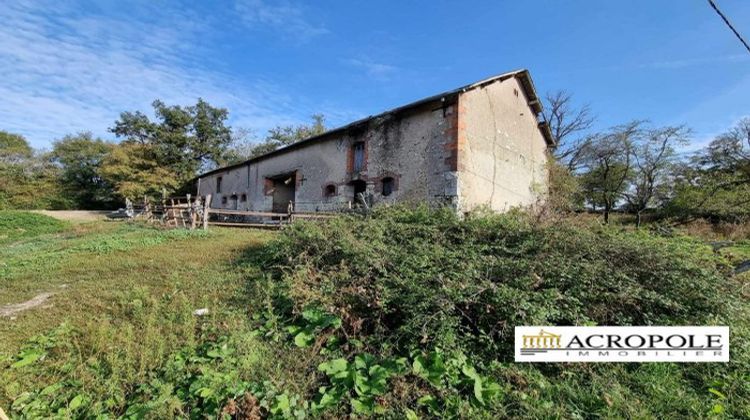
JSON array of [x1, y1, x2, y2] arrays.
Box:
[[0, 211, 69, 243], [0, 219, 306, 415], [1, 221, 268, 350]]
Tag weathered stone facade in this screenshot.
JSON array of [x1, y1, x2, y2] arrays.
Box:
[[196, 69, 554, 213]]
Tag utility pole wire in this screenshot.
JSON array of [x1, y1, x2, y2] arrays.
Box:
[[707, 0, 750, 54]]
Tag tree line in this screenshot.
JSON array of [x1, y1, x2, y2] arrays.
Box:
[[0, 99, 325, 210], [543, 91, 750, 225]]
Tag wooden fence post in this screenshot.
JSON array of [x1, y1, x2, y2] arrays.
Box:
[[184, 194, 191, 229], [189, 195, 198, 230], [203, 194, 211, 230], [142, 195, 150, 222]]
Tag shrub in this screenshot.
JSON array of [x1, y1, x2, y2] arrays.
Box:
[[249, 206, 748, 417], [263, 206, 732, 357]]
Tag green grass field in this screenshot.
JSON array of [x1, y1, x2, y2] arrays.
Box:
[[0, 211, 69, 244], [1, 210, 748, 418], [0, 215, 272, 352], [0, 213, 300, 417]]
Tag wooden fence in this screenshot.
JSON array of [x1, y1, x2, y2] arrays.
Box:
[[124, 194, 335, 230]]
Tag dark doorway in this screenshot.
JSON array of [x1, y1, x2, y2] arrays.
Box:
[[270, 172, 296, 213], [351, 180, 367, 206]]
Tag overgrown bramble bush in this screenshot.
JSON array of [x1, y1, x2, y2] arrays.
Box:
[[246, 205, 748, 417], [261, 205, 732, 358]]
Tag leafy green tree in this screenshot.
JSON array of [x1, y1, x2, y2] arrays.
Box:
[[541, 161, 583, 217], [0, 131, 73, 209], [666, 170, 750, 222], [51, 132, 117, 209], [110, 99, 233, 182], [0, 131, 33, 164], [701, 117, 750, 181], [0, 164, 73, 210], [99, 143, 179, 200], [623, 125, 689, 227], [579, 122, 639, 223], [665, 118, 750, 222]]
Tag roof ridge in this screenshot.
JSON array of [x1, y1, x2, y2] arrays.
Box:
[[197, 68, 550, 179]]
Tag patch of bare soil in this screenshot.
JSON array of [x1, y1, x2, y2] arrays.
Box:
[[32, 210, 109, 222], [0, 293, 55, 317]]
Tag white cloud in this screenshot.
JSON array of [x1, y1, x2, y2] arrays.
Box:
[[234, 0, 328, 40], [343, 58, 398, 79], [0, 1, 341, 148]]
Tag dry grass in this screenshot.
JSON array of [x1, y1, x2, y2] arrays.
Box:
[[0, 220, 274, 355], [678, 219, 750, 241]]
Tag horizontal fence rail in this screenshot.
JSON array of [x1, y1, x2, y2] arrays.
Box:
[[111, 194, 342, 230]]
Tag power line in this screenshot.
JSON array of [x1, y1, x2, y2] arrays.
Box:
[[707, 0, 750, 54]]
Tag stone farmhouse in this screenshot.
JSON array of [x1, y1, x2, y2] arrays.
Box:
[[196, 69, 554, 214]]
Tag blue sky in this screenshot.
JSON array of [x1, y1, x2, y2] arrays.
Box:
[[1, 0, 748, 151]]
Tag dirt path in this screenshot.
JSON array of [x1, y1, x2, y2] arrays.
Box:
[[0, 293, 55, 317], [32, 210, 109, 222]]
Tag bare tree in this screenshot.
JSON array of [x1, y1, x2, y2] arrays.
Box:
[[542, 90, 595, 171], [220, 127, 258, 166], [703, 117, 750, 180], [580, 122, 641, 223], [624, 126, 690, 227]]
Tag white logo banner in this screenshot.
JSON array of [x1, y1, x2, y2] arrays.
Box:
[[515, 326, 729, 362]]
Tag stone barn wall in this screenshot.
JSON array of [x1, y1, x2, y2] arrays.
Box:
[[197, 100, 460, 212], [196, 70, 553, 215]]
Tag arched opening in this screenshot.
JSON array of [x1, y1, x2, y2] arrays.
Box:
[[381, 177, 395, 196], [324, 184, 337, 197]]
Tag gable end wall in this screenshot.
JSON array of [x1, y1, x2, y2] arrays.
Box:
[[457, 76, 549, 212]]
